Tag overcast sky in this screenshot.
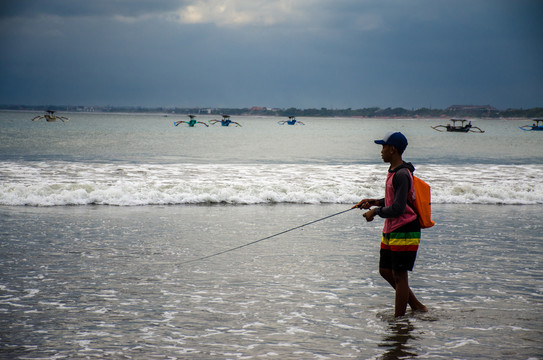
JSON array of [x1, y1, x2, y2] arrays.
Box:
[[0, 0, 541, 109]]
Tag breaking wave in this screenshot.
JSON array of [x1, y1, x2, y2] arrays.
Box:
[[1, 161, 541, 206]]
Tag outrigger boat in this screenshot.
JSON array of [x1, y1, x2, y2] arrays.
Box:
[[174, 114, 209, 127], [32, 110, 69, 122], [210, 115, 242, 127], [278, 116, 305, 125], [519, 118, 543, 131], [431, 119, 484, 133]]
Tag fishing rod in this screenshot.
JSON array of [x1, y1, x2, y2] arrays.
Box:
[[180, 207, 355, 265]]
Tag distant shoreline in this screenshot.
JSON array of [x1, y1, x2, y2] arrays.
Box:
[[1, 105, 541, 119]]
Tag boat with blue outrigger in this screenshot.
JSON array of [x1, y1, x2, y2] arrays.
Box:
[[210, 115, 242, 127], [278, 116, 305, 125], [519, 118, 543, 131], [431, 118, 485, 133]]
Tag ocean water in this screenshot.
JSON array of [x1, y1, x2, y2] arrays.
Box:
[[1, 111, 542, 359]]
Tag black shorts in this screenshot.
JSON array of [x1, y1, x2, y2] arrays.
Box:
[[379, 220, 420, 271], [379, 248, 418, 271]]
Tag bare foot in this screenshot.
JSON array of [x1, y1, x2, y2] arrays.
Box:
[[412, 305, 428, 313]]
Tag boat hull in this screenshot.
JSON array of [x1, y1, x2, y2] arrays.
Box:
[[447, 127, 471, 132]]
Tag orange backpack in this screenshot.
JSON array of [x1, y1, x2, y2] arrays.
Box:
[[411, 175, 435, 229]]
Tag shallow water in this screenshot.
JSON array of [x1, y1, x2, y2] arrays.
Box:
[[1, 203, 542, 359]]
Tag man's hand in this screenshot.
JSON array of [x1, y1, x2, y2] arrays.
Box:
[[363, 209, 376, 222], [352, 199, 377, 209]]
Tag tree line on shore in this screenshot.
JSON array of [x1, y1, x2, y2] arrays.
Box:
[[2, 104, 542, 118]]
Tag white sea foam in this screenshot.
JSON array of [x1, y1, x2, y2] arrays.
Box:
[[1, 161, 541, 206]]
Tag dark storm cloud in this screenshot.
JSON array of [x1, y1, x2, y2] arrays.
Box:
[[0, 0, 184, 19], [0, 0, 541, 109]]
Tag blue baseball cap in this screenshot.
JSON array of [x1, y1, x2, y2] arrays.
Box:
[[374, 131, 408, 153]]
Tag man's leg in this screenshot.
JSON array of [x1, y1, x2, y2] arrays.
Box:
[[380, 268, 428, 316], [392, 270, 410, 317]]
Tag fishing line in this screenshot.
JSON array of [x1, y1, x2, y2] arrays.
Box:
[[180, 207, 355, 265]]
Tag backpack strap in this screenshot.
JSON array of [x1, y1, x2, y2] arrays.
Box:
[[395, 168, 417, 216]]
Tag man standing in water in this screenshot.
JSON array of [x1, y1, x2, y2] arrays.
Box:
[[354, 132, 428, 317]]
